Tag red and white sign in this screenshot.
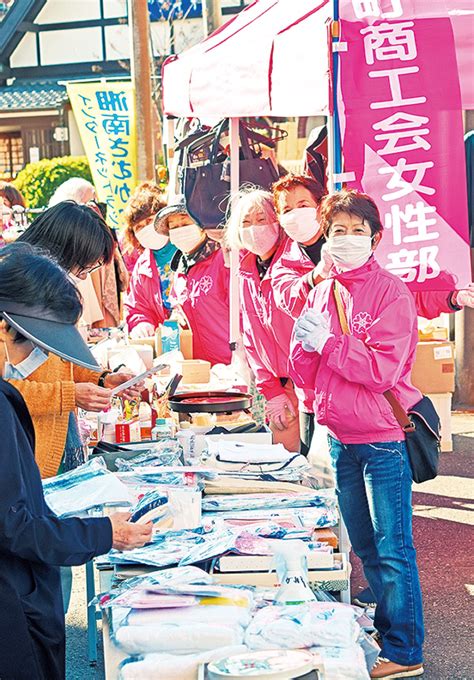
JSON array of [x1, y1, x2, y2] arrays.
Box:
[[339, 0, 471, 290]]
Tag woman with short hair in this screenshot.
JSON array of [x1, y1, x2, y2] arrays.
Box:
[[291, 190, 424, 679]]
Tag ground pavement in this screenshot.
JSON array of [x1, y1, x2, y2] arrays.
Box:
[[66, 413, 474, 680]]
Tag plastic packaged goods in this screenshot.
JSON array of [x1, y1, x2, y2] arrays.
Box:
[[107, 525, 237, 569], [177, 424, 197, 465], [98, 566, 213, 609], [319, 645, 370, 680], [127, 604, 252, 629], [43, 457, 130, 517], [245, 603, 360, 651], [115, 439, 181, 470], [119, 646, 248, 680], [202, 491, 336, 514], [114, 622, 244, 655]]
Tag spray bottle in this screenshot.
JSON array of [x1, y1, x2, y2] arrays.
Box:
[[272, 540, 316, 605]]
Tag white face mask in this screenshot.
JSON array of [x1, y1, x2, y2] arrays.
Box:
[[169, 224, 204, 253], [69, 272, 85, 284], [279, 207, 319, 243], [3, 344, 49, 380], [240, 222, 280, 258], [136, 222, 169, 251], [326, 235, 373, 271]]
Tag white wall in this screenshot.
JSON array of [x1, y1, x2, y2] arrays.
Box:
[[67, 108, 85, 156]]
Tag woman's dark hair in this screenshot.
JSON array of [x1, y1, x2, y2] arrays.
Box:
[[319, 189, 384, 236], [272, 173, 326, 209], [0, 181, 26, 208], [0, 242, 82, 342], [18, 201, 114, 272]]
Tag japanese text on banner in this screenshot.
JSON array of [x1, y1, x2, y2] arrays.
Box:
[[338, 0, 471, 290], [67, 81, 137, 229]]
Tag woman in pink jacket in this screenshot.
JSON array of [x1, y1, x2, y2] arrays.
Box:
[[162, 201, 231, 366], [291, 190, 424, 680], [123, 185, 177, 338], [225, 189, 299, 451]]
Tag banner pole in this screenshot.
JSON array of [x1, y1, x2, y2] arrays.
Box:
[[229, 117, 241, 351], [331, 0, 343, 192]]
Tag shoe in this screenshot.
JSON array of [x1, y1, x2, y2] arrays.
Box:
[[370, 657, 424, 679], [353, 586, 377, 608]]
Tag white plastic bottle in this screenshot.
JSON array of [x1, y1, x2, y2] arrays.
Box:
[[273, 540, 316, 605]]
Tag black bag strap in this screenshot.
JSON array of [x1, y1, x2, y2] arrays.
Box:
[[209, 119, 254, 162], [332, 281, 415, 433]]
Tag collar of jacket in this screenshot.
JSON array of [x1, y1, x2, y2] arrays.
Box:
[[331, 254, 380, 289], [175, 237, 220, 275]]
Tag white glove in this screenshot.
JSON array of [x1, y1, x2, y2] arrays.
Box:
[[130, 322, 155, 339], [294, 309, 333, 353], [312, 243, 334, 281], [265, 393, 297, 431], [454, 283, 474, 308]]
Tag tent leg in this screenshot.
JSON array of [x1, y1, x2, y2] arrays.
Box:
[[330, 0, 343, 192], [229, 117, 241, 351]]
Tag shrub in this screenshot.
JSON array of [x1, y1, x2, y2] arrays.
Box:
[[13, 155, 92, 209]]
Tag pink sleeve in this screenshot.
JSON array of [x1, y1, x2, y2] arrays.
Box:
[[124, 271, 165, 332], [321, 294, 416, 393], [272, 265, 312, 320], [412, 289, 456, 319]]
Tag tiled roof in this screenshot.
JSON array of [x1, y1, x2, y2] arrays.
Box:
[[0, 79, 69, 111]]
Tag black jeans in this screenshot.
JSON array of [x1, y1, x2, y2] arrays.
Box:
[[299, 411, 315, 456]]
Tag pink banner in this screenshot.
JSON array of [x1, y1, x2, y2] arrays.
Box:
[[339, 1, 471, 290]]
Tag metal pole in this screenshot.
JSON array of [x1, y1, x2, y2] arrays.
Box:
[[202, 0, 223, 38], [331, 0, 343, 192], [229, 117, 241, 350], [128, 0, 155, 182]]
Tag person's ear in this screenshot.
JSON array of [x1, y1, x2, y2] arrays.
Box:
[[0, 320, 10, 342], [372, 232, 382, 250]]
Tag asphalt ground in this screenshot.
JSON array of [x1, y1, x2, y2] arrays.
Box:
[[66, 413, 474, 680]]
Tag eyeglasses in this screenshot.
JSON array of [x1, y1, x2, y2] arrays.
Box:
[[76, 261, 105, 277]]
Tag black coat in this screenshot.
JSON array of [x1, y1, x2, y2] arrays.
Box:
[[0, 379, 112, 680]]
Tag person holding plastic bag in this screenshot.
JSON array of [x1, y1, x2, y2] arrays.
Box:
[[162, 199, 231, 366], [123, 183, 177, 339], [0, 243, 152, 680], [290, 190, 424, 679], [225, 188, 299, 452]]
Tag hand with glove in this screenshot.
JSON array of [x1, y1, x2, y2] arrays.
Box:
[[453, 283, 474, 308], [265, 393, 297, 431], [294, 309, 333, 353], [310, 243, 334, 285]]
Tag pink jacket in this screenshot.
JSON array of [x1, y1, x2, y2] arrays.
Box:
[[124, 249, 169, 332], [270, 236, 314, 320], [239, 243, 295, 401], [171, 249, 232, 366], [289, 257, 422, 444]]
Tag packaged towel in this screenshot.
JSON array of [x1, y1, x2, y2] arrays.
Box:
[[114, 623, 243, 655], [127, 604, 251, 629], [119, 646, 248, 680], [319, 645, 370, 680], [245, 603, 360, 651]]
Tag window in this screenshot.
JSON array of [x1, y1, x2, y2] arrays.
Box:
[[0, 133, 24, 180]]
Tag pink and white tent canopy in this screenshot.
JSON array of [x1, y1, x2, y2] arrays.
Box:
[[162, 0, 474, 118]]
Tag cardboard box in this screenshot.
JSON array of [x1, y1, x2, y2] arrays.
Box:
[[179, 328, 193, 359], [115, 419, 141, 444], [426, 392, 453, 452], [177, 359, 211, 384], [411, 341, 455, 393]]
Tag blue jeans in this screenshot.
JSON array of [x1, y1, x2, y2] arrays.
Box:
[[329, 436, 424, 666]]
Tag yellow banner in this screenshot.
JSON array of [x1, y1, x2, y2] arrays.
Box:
[[67, 81, 137, 229]]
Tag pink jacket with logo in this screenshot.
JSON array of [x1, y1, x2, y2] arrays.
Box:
[[289, 257, 422, 444], [239, 241, 295, 401], [124, 249, 169, 332], [171, 248, 232, 366]]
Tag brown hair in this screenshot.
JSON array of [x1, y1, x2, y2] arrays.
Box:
[[0, 182, 26, 208], [122, 182, 166, 252], [319, 189, 383, 236], [272, 173, 325, 211]]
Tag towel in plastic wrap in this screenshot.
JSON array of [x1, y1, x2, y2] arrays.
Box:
[[202, 490, 336, 514], [320, 645, 370, 680], [43, 457, 130, 516], [245, 603, 360, 650], [115, 622, 243, 655], [119, 646, 248, 680]]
